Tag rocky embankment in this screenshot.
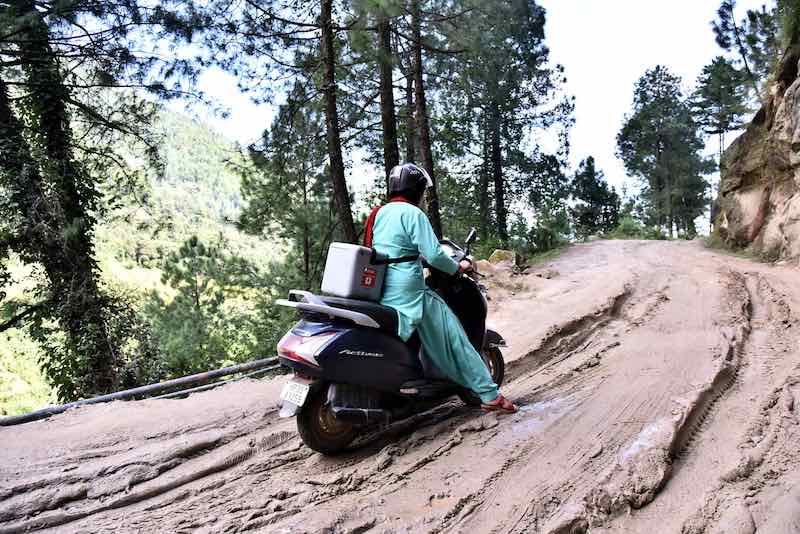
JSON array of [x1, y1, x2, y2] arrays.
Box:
[[717, 48, 800, 261]]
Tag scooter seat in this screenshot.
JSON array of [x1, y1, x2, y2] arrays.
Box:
[[321, 296, 399, 335]]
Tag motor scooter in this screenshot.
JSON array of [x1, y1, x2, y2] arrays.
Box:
[[276, 228, 506, 454]]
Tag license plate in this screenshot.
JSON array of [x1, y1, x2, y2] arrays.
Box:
[[281, 380, 310, 407]]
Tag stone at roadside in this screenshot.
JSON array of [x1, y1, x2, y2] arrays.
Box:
[[511, 264, 530, 276], [536, 268, 560, 279], [474, 260, 495, 275], [489, 249, 516, 265]]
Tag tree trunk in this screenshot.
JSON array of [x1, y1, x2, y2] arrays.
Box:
[[15, 3, 116, 396], [377, 12, 400, 187], [654, 143, 665, 229], [405, 72, 416, 162], [727, 4, 760, 96], [396, 34, 416, 163], [478, 121, 491, 239], [0, 75, 50, 262], [320, 0, 357, 243], [664, 172, 673, 237], [411, 0, 442, 237], [489, 102, 508, 245], [302, 168, 311, 291]]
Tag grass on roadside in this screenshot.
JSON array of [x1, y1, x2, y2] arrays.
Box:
[[524, 245, 569, 266], [703, 231, 784, 263]]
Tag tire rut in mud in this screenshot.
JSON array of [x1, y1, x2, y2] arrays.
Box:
[[668, 270, 753, 460], [506, 286, 632, 382], [429, 280, 675, 534], [675, 273, 800, 534], [0, 419, 299, 533]]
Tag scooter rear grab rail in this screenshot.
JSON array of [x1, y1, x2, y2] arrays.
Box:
[[288, 289, 325, 305], [276, 291, 381, 329]]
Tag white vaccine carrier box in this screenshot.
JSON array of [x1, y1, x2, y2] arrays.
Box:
[[321, 243, 387, 301]]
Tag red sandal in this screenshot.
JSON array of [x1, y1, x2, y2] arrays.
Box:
[[481, 394, 518, 414]]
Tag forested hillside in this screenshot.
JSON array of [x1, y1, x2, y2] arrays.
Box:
[[1, 111, 289, 414]]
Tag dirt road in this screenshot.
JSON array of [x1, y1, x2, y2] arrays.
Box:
[[2, 240, 800, 533]]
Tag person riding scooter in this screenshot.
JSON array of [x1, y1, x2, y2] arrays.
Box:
[[364, 163, 517, 413]]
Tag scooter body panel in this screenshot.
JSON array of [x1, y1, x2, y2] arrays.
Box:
[[315, 328, 423, 392], [430, 275, 487, 353]]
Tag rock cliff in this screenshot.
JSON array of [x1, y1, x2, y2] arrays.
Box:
[[716, 49, 800, 261]]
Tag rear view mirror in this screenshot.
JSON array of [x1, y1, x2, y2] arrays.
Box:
[[465, 227, 478, 246]]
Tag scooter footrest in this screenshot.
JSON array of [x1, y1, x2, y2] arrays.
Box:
[[330, 406, 389, 424], [399, 379, 456, 398], [328, 383, 389, 425]]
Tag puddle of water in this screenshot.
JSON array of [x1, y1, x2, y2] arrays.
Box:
[[494, 395, 577, 446]]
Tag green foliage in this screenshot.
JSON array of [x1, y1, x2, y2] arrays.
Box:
[[145, 236, 279, 376], [510, 208, 571, 255], [608, 216, 644, 239], [713, 0, 780, 99], [433, 0, 574, 244], [570, 157, 621, 240], [98, 111, 266, 271], [1, 106, 282, 409], [0, 0, 209, 400], [31, 288, 166, 401], [692, 56, 750, 167], [2, 0, 576, 410], [239, 83, 337, 293], [156, 112, 244, 222], [617, 66, 714, 236], [778, 0, 800, 47], [0, 330, 55, 416], [606, 216, 668, 241]]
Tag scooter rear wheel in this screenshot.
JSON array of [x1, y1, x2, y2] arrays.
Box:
[[458, 347, 506, 406], [297, 384, 358, 455]]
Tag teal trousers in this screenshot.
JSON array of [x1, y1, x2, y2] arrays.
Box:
[[382, 285, 499, 404]]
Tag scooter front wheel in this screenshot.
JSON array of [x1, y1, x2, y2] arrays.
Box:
[[297, 384, 358, 455], [458, 347, 506, 406]]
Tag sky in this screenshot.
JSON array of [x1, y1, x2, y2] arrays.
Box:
[[176, 0, 772, 201], [536, 0, 770, 192]]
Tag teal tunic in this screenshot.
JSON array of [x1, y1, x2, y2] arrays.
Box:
[[372, 202, 499, 403]]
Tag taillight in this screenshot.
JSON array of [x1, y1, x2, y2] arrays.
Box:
[[277, 331, 338, 367]]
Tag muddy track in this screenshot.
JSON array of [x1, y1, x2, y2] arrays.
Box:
[[669, 270, 752, 460], [505, 285, 632, 382], [2, 240, 800, 534]]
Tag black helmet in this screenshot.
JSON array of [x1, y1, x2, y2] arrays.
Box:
[[388, 163, 432, 203]]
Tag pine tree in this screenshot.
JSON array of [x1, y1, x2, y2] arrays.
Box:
[[321, 0, 358, 243], [409, 0, 444, 237], [146, 236, 265, 375], [617, 66, 713, 236], [713, 0, 780, 99], [375, 1, 402, 184], [238, 83, 337, 292], [203, 0, 359, 243], [571, 157, 620, 240], [692, 56, 749, 170], [439, 0, 573, 246]]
